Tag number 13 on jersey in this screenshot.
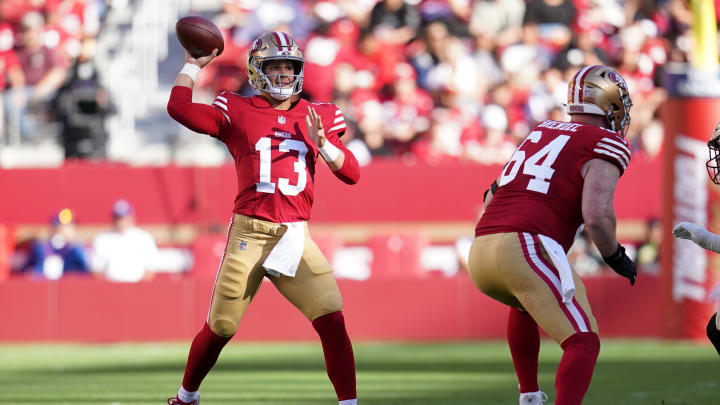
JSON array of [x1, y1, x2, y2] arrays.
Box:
[[255, 137, 309, 196], [498, 130, 570, 194]]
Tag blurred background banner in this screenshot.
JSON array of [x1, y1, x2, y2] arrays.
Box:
[[660, 0, 719, 339]]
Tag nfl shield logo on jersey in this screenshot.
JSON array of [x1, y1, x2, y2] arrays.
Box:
[[278, 116, 286, 124], [238, 241, 247, 251]]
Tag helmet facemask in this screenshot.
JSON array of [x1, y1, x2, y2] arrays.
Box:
[[606, 87, 633, 138], [707, 124, 720, 184], [251, 57, 304, 100]]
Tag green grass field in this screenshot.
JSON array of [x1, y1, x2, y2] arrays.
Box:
[[1, 340, 716, 405]]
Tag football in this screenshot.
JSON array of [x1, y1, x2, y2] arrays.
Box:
[[175, 16, 224, 58]]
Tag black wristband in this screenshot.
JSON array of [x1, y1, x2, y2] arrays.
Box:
[[483, 181, 499, 202], [602, 244, 623, 262]]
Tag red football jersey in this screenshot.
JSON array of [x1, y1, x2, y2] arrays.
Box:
[[475, 120, 631, 252], [206, 92, 348, 223]]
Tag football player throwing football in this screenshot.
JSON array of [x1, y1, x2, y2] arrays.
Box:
[[166, 31, 360, 405], [672, 120, 720, 357], [470, 65, 636, 405]]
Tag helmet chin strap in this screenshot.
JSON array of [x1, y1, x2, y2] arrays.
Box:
[[606, 108, 617, 132], [261, 74, 298, 100]]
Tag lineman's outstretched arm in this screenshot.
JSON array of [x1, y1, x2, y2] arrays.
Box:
[[167, 49, 228, 138], [582, 158, 636, 285], [673, 222, 720, 253]]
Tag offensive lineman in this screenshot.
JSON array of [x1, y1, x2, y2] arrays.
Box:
[[672, 121, 720, 357], [166, 32, 359, 405], [469, 65, 637, 405]]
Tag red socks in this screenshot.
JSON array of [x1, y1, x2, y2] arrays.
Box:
[[180, 313, 357, 401], [312, 311, 357, 401], [508, 308, 600, 404], [181, 323, 233, 392], [507, 307, 540, 393], [555, 332, 600, 405]]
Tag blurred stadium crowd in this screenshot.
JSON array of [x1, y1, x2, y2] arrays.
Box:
[[203, 0, 681, 165], [0, 0, 111, 157], [0, 0, 704, 165]]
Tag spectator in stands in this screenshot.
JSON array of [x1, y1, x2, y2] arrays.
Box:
[[91, 199, 158, 282], [409, 20, 450, 91], [369, 0, 421, 46], [8, 11, 68, 142], [53, 38, 114, 158], [22, 208, 90, 279], [0, 23, 26, 144], [466, 104, 516, 165], [414, 85, 482, 164], [523, 0, 576, 32], [636, 218, 662, 274], [382, 63, 432, 152], [567, 229, 604, 277], [469, 0, 525, 49]]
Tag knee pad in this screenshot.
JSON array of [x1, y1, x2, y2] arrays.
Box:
[[209, 317, 238, 337]]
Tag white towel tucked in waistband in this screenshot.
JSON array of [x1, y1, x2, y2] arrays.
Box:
[[538, 234, 575, 304], [263, 222, 305, 278]]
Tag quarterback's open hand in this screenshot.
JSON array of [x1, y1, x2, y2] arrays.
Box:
[[602, 244, 637, 286], [184, 48, 218, 68], [672, 222, 706, 242], [306, 106, 327, 147]]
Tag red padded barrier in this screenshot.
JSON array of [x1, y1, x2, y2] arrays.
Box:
[[368, 234, 428, 279], [0, 273, 660, 342]]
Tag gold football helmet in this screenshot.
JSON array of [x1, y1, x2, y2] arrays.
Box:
[[566, 65, 633, 137], [247, 31, 304, 100], [706, 121, 720, 184]]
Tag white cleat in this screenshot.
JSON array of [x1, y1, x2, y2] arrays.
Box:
[[519, 390, 549, 405]]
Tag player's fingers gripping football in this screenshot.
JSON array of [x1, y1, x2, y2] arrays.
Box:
[[184, 48, 218, 68]]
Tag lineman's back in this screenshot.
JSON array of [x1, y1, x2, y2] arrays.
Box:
[[475, 119, 631, 252]]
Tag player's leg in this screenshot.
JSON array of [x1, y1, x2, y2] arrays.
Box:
[[171, 215, 270, 404], [708, 312, 720, 356], [469, 233, 543, 402], [510, 233, 599, 405], [508, 307, 541, 394], [271, 231, 356, 404]]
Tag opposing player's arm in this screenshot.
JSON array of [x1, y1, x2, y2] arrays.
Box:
[[673, 222, 720, 253], [306, 106, 360, 184], [167, 49, 229, 138]]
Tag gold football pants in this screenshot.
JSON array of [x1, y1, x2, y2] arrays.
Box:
[[468, 232, 598, 344], [207, 214, 342, 337]]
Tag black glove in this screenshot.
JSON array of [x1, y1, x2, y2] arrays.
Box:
[[602, 244, 636, 286]]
